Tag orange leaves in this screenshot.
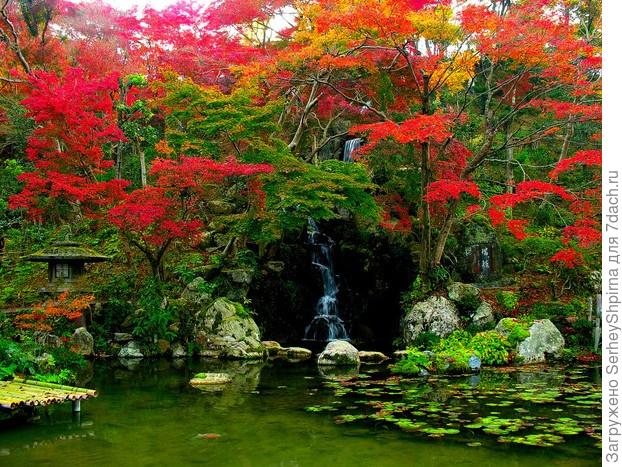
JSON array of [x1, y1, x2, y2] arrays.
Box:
[[16, 293, 94, 333]]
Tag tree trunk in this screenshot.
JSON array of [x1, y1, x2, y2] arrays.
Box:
[[288, 80, 319, 151], [139, 146, 147, 188], [418, 78, 433, 276]]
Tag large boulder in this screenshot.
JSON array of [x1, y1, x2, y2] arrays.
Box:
[[402, 296, 461, 346], [70, 327, 93, 356], [192, 297, 265, 360], [517, 319, 565, 363], [471, 301, 495, 327], [447, 282, 481, 305], [317, 340, 360, 366]]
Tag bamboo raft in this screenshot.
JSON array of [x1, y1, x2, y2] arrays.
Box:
[[0, 377, 97, 412]]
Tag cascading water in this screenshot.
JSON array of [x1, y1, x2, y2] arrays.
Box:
[[304, 218, 349, 341], [343, 138, 362, 162]]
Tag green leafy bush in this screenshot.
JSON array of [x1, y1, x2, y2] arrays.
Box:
[[499, 319, 531, 348], [401, 275, 428, 305], [411, 331, 440, 350], [471, 331, 509, 365], [529, 300, 587, 320], [132, 279, 176, 342], [391, 349, 432, 375], [432, 331, 475, 373], [497, 290, 519, 312]]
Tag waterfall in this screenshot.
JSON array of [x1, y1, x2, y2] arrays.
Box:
[[343, 138, 362, 162], [304, 218, 348, 341]]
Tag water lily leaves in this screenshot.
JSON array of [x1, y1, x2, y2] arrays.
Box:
[[420, 427, 460, 436], [304, 365, 601, 451]]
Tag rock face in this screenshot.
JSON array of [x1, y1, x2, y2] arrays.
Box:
[[171, 342, 187, 359], [317, 340, 360, 366], [358, 351, 389, 364], [447, 282, 480, 304], [70, 327, 93, 356], [113, 332, 133, 343], [518, 319, 565, 363], [119, 341, 144, 359], [262, 340, 282, 357], [471, 301, 495, 327], [193, 297, 264, 360], [402, 296, 460, 346]]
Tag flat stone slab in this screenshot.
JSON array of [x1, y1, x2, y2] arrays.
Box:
[[189, 373, 233, 386], [358, 351, 389, 364]]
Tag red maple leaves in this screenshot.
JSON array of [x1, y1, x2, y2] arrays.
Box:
[[9, 68, 128, 219]]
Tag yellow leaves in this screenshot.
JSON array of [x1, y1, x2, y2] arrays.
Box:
[[429, 50, 478, 92], [154, 140, 174, 157], [408, 5, 460, 43]]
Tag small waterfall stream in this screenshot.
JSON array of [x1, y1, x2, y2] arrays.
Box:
[[343, 138, 362, 162], [304, 218, 348, 341]]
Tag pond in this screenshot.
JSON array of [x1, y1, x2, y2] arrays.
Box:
[[0, 360, 601, 467]]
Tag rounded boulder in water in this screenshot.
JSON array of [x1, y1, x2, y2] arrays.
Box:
[[317, 340, 360, 366]]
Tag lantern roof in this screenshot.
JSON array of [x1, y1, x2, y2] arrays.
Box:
[[24, 241, 109, 263]]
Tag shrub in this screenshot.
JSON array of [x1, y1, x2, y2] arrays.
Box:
[[471, 331, 509, 365], [432, 330, 475, 373], [132, 279, 176, 342], [497, 290, 519, 312], [391, 348, 432, 375], [434, 347, 472, 373], [411, 331, 441, 350]]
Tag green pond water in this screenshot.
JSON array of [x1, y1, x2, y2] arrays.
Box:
[[0, 359, 601, 467]]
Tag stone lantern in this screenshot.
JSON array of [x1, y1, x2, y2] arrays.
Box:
[[24, 241, 109, 293]]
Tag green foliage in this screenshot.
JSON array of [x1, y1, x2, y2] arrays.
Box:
[[457, 293, 481, 315], [391, 348, 432, 375], [0, 336, 36, 378], [501, 236, 564, 272], [500, 319, 531, 348], [470, 331, 509, 365], [401, 275, 427, 305], [434, 330, 472, 353], [496, 290, 519, 312], [131, 279, 176, 342], [529, 300, 587, 320], [568, 318, 594, 348], [0, 335, 85, 384], [171, 252, 205, 284], [411, 331, 440, 350], [434, 347, 472, 373], [428, 265, 450, 291], [432, 330, 474, 373], [232, 299, 253, 319]]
